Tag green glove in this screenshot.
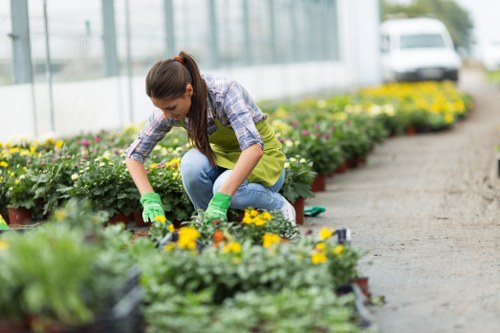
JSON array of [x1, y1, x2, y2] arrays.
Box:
[[0, 214, 8, 230], [204, 192, 232, 222], [140, 192, 166, 223]]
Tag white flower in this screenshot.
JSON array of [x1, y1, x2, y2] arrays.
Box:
[[71, 173, 79, 181]]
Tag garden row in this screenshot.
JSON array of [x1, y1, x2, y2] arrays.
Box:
[[0, 80, 471, 227], [0, 199, 367, 332]]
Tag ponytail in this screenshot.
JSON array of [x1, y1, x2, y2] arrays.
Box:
[[145, 51, 216, 165]]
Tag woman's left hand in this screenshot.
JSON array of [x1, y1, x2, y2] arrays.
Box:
[[204, 192, 232, 222]]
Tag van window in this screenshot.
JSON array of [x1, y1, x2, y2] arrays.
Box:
[[400, 34, 446, 49]]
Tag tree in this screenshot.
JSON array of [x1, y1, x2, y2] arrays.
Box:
[[380, 0, 474, 54]]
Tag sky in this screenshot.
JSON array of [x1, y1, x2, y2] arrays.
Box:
[[454, 0, 500, 56]]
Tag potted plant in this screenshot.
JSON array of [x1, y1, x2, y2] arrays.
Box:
[[67, 156, 139, 223]]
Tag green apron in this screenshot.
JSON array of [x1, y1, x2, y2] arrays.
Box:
[[208, 106, 285, 188]]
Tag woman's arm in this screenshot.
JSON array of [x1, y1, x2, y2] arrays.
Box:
[[217, 143, 263, 196], [126, 157, 155, 194]]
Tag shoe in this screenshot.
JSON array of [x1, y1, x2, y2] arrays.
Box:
[[280, 196, 296, 224]]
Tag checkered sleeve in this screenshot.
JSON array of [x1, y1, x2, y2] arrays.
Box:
[[222, 81, 265, 151], [125, 110, 173, 163]]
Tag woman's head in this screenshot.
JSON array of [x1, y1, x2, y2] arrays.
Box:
[[145, 51, 216, 165]]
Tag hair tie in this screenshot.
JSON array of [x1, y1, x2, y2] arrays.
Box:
[[173, 56, 184, 64]]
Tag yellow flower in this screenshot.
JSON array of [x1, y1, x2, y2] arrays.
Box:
[[154, 215, 167, 223], [332, 245, 344, 256], [319, 227, 334, 240], [444, 113, 454, 125], [262, 233, 281, 248], [223, 241, 241, 254], [149, 163, 158, 169], [165, 157, 181, 169], [315, 242, 327, 252], [260, 211, 272, 221], [163, 243, 176, 252], [177, 226, 200, 250], [0, 161, 8, 168], [168, 224, 175, 233], [0, 239, 8, 250], [55, 141, 64, 148], [254, 217, 266, 226], [311, 252, 328, 265], [54, 210, 68, 221]]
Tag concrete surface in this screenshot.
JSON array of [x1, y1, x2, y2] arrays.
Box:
[[301, 66, 500, 333]]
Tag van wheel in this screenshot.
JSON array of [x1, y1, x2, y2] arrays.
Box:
[[446, 70, 459, 83]]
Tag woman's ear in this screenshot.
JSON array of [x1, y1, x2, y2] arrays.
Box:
[[185, 84, 193, 97]]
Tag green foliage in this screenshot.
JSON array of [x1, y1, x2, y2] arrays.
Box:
[[0, 221, 135, 326], [68, 157, 139, 216], [280, 155, 316, 203]]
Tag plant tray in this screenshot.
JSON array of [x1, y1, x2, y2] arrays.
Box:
[[335, 283, 377, 330], [0, 267, 143, 333]]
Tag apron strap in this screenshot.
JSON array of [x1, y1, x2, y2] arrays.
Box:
[[208, 95, 224, 129]]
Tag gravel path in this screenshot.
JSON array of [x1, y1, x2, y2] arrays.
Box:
[[302, 66, 500, 333]]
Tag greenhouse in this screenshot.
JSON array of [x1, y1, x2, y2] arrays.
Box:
[[1, 1, 500, 332]]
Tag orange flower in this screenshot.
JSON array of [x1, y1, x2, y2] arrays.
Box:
[[213, 230, 225, 246]]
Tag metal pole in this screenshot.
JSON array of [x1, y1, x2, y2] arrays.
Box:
[[43, 0, 55, 133], [163, 0, 176, 56], [268, 0, 277, 63], [242, 0, 252, 65], [125, 0, 134, 123], [208, 0, 219, 68], [9, 0, 38, 137], [101, 0, 119, 77]]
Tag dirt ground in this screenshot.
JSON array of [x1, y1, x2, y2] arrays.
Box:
[[302, 66, 500, 333]]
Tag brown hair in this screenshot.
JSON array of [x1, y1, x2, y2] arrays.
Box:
[[145, 51, 216, 165]]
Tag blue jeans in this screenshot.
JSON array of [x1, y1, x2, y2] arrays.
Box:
[[180, 149, 286, 210]]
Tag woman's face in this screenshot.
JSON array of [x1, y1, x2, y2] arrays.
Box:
[[150, 84, 193, 121]]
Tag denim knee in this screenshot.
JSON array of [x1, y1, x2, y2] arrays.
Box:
[[180, 149, 212, 187]]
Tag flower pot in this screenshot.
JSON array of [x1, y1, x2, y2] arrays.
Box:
[[0, 318, 30, 332], [7, 207, 32, 225], [311, 174, 326, 192], [405, 126, 416, 135], [293, 197, 305, 225], [106, 213, 129, 229], [350, 276, 370, 298], [335, 162, 348, 174], [133, 210, 148, 227]]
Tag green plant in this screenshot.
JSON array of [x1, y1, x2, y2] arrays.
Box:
[[280, 155, 316, 203], [289, 122, 345, 174], [67, 157, 139, 216], [0, 222, 134, 326]]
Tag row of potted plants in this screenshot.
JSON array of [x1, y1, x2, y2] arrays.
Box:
[[0, 199, 367, 332], [0, 81, 471, 225]]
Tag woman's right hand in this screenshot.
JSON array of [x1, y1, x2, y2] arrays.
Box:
[[140, 192, 166, 223]]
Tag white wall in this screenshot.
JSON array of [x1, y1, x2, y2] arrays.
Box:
[[0, 0, 382, 142]]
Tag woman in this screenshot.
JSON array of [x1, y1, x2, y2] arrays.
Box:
[[125, 51, 295, 224]]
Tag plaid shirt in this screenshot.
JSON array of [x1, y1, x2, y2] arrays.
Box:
[[125, 73, 267, 163]]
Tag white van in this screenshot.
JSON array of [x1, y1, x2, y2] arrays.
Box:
[[380, 17, 462, 82]]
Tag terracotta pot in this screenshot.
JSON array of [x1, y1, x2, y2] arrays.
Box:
[[7, 207, 32, 225], [335, 162, 348, 174], [106, 213, 129, 229], [405, 126, 416, 135], [293, 197, 305, 225], [310, 173, 326, 192], [133, 210, 148, 227], [0, 317, 30, 332], [351, 276, 370, 297]]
